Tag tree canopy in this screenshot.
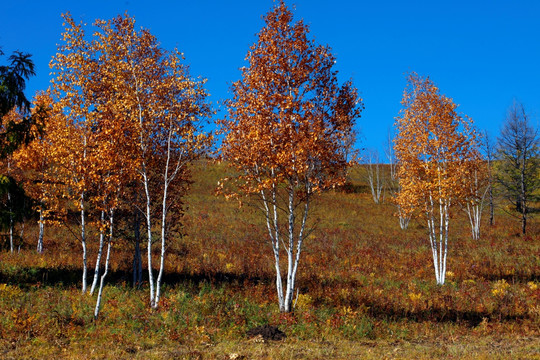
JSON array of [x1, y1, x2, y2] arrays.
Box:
[[219, 0, 362, 312], [394, 73, 481, 284]]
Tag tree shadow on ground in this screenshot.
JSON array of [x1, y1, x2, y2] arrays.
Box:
[[0, 264, 535, 328], [0, 264, 272, 291]]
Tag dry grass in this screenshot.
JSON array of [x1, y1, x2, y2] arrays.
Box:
[[0, 160, 538, 359]]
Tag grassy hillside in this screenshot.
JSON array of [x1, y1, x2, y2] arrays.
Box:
[[0, 160, 539, 359]]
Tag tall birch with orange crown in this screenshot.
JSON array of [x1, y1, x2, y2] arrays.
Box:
[[50, 14, 211, 306], [72, 14, 210, 309], [50, 18, 97, 294], [219, 1, 362, 312], [394, 73, 480, 285], [98, 15, 211, 309]]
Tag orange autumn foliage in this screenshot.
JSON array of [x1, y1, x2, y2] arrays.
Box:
[[394, 73, 482, 284], [219, 1, 362, 312], [394, 73, 481, 217], [219, 1, 362, 198]]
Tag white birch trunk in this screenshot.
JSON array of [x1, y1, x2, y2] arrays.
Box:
[[143, 169, 154, 307], [441, 203, 449, 284], [18, 222, 24, 252], [154, 167, 169, 309], [90, 210, 106, 295], [426, 196, 450, 285], [7, 188, 14, 253], [291, 195, 309, 311], [397, 205, 411, 230], [283, 187, 295, 312], [438, 198, 444, 284], [366, 152, 383, 204], [261, 180, 311, 313], [80, 192, 88, 294], [37, 208, 44, 253], [94, 209, 114, 320], [261, 183, 284, 309], [464, 169, 486, 240], [387, 142, 411, 229], [134, 91, 155, 307], [132, 62, 156, 308], [79, 134, 89, 294], [466, 203, 481, 240], [271, 185, 284, 307], [152, 121, 185, 309], [427, 210, 440, 283]]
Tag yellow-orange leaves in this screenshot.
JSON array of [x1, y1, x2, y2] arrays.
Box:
[[218, 0, 362, 312], [394, 73, 481, 285], [394, 73, 480, 217], [220, 1, 362, 198]]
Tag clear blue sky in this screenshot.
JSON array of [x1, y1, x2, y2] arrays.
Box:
[[2, 0, 539, 157]]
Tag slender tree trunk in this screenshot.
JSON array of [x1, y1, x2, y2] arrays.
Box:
[[366, 152, 383, 204], [432, 167, 450, 285], [37, 208, 44, 253], [133, 64, 155, 306], [261, 184, 284, 310], [438, 198, 444, 283], [428, 214, 441, 285], [90, 210, 106, 295], [290, 192, 309, 311], [154, 178, 168, 309], [466, 203, 481, 240], [94, 209, 114, 320], [271, 185, 284, 308], [469, 169, 482, 241], [398, 205, 411, 230], [80, 192, 88, 294], [428, 197, 450, 285], [283, 186, 295, 312], [521, 152, 527, 234], [259, 171, 311, 313], [9, 218, 13, 253], [8, 191, 13, 253], [153, 125, 177, 309], [441, 202, 449, 284], [18, 222, 24, 252], [143, 169, 154, 307]]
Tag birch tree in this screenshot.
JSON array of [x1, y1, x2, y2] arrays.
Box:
[[364, 149, 383, 204], [385, 132, 411, 229], [463, 154, 488, 240], [394, 73, 480, 285], [88, 83, 139, 315], [50, 18, 99, 294], [80, 14, 211, 309], [219, 1, 362, 312]]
